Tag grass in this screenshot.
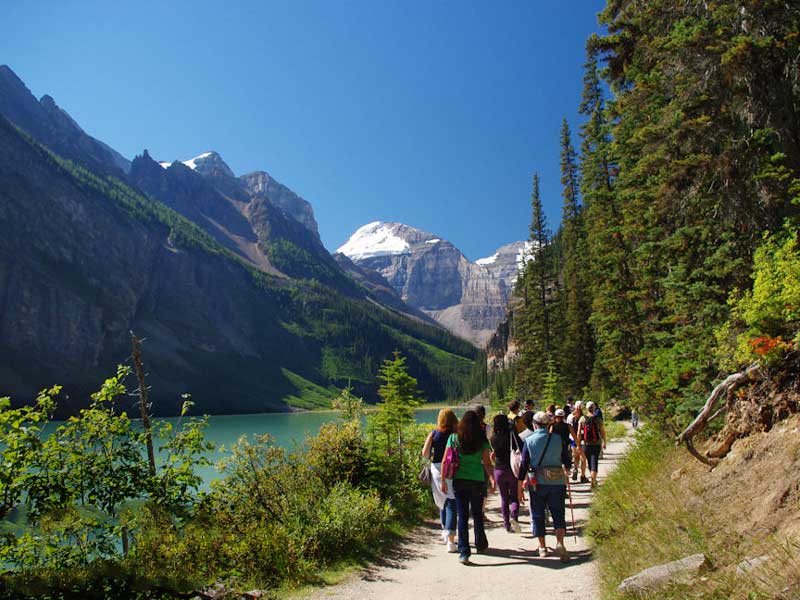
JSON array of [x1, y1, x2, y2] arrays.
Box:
[[588, 426, 800, 599], [280, 368, 338, 409], [603, 420, 628, 440]]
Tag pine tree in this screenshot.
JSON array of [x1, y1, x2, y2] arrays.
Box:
[[578, 48, 643, 401], [559, 118, 594, 396], [514, 173, 554, 400], [370, 351, 424, 454]]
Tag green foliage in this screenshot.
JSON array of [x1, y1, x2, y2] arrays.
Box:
[[717, 223, 800, 369], [541, 357, 564, 407], [331, 385, 365, 421], [368, 352, 424, 455]]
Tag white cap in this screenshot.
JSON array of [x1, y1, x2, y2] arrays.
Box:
[[587, 401, 596, 410], [555, 408, 565, 417], [533, 411, 552, 425], [575, 401, 583, 409]]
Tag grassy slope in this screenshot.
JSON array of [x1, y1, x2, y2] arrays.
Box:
[[588, 422, 800, 599]]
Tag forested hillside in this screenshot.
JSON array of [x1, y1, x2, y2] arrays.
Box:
[[510, 0, 799, 429]]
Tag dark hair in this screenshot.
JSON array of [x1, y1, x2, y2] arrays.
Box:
[[492, 413, 509, 435], [522, 410, 535, 430], [474, 405, 486, 419], [457, 410, 484, 454], [508, 399, 520, 413], [524, 399, 534, 407], [547, 404, 556, 415]]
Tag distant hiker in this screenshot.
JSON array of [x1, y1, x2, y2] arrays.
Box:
[[441, 410, 495, 564], [546, 404, 556, 417], [490, 414, 521, 533], [594, 403, 604, 422], [632, 409, 639, 428], [519, 410, 535, 441], [567, 402, 587, 483], [524, 399, 535, 413], [578, 401, 606, 488], [517, 411, 569, 562], [475, 405, 491, 440], [508, 399, 527, 434], [551, 408, 575, 471], [422, 408, 459, 552]]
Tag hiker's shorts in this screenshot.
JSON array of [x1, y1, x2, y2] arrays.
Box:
[[584, 444, 601, 472]]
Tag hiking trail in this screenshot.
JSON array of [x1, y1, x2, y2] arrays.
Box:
[[301, 426, 633, 600]]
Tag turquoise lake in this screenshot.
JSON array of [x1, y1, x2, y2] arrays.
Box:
[[159, 407, 445, 485]]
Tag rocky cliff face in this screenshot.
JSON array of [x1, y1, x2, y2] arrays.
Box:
[[338, 222, 531, 347], [0, 65, 130, 176]]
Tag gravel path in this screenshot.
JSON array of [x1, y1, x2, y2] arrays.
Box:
[[302, 431, 632, 600]]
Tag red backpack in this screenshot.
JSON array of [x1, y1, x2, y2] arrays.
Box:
[[583, 416, 600, 444]]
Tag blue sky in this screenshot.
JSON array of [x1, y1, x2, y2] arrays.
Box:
[[4, 0, 605, 260]]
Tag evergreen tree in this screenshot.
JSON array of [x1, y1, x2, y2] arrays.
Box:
[[579, 47, 644, 401], [559, 118, 594, 396], [514, 173, 555, 400], [369, 351, 424, 454], [585, 0, 799, 426]]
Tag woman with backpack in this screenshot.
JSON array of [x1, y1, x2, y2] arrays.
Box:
[[441, 410, 495, 564], [516, 411, 569, 562], [578, 401, 606, 488], [567, 402, 587, 483], [489, 414, 521, 533], [422, 408, 459, 552]]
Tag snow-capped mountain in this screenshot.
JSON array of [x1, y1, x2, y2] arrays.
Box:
[[337, 222, 532, 346]]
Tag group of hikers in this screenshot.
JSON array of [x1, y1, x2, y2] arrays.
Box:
[[421, 399, 607, 565]]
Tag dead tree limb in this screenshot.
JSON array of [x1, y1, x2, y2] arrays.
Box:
[[677, 362, 760, 467], [131, 333, 157, 476]]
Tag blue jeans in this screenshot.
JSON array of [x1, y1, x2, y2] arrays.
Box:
[[440, 497, 456, 533], [529, 484, 566, 538], [453, 479, 488, 558]]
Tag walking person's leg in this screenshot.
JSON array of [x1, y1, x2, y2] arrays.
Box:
[[529, 486, 548, 555], [470, 481, 488, 552], [494, 467, 510, 530], [587, 445, 600, 487], [453, 480, 471, 562], [545, 485, 569, 562], [444, 497, 457, 551], [502, 470, 520, 532], [579, 445, 588, 483]]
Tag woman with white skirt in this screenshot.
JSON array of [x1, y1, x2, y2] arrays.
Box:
[[422, 408, 458, 552]]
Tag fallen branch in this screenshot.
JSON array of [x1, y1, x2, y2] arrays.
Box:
[[677, 362, 760, 466]]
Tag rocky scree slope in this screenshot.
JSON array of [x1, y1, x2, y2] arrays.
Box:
[[338, 221, 531, 346]]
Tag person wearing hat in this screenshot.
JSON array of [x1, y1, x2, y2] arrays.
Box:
[[550, 408, 576, 471], [516, 411, 569, 562], [578, 401, 606, 488], [567, 402, 587, 483]]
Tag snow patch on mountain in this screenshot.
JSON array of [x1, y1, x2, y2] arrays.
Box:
[[182, 152, 214, 170], [337, 222, 411, 260], [476, 253, 498, 266]]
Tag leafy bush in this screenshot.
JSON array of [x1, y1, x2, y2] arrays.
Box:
[[717, 223, 800, 370]]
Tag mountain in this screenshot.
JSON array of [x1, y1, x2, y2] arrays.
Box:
[[0, 65, 130, 176], [338, 222, 532, 346], [0, 67, 478, 414]]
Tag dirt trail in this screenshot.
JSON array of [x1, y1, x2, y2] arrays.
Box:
[[302, 430, 633, 600]]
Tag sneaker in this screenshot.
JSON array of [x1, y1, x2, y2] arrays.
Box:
[[556, 542, 569, 563], [459, 554, 470, 564], [447, 541, 458, 553], [475, 546, 488, 554], [512, 520, 521, 534], [535, 546, 548, 557], [441, 530, 448, 544], [580, 475, 589, 484]]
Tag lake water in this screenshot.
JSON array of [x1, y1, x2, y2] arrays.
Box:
[[169, 407, 445, 486]]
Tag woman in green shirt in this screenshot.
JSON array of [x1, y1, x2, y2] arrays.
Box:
[[441, 410, 495, 563]]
